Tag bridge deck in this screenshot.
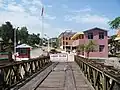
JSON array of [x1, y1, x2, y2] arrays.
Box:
[[36, 62, 92, 90]]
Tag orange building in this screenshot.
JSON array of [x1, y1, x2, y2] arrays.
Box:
[[58, 30, 76, 51]]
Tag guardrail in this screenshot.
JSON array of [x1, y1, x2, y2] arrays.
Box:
[[0, 56, 51, 90], [75, 56, 120, 90]]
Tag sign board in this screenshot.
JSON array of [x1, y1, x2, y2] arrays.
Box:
[[50, 53, 68, 62]]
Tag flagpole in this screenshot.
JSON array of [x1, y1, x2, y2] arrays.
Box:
[[41, 7, 44, 47], [41, 14, 44, 46]]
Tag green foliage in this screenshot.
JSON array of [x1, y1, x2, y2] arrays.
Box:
[[85, 40, 96, 52], [77, 40, 97, 58], [77, 44, 85, 52], [50, 37, 59, 48], [109, 17, 120, 29], [19, 27, 29, 44], [27, 33, 41, 46], [109, 35, 120, 55], [0, 22, 14, 44], [85, 40, 97, 58], [0, 21, 45, 51]]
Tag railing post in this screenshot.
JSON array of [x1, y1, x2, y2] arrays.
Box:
[[0, 69, 4, 90], [103, 73, 107, 90], [113, 83, 120, 90]]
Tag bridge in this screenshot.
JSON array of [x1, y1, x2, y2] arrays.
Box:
[[0, 53, 120, 90]]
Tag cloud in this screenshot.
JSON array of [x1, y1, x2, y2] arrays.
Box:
[[47, 5, 52, 8], [45, 14, 56, 20], [29, 6, 38, 14], [0, 0, 4, 7], [7, 3, 25, 12], [0, 0, 58, 37], [81, 14, 109, 23], [65, 6, 109, 25], [32, 0, 42, 6], [72, 8, 91, 13]]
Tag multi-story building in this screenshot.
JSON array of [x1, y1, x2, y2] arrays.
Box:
[[71, 27, 108, 58], [58, 30, 76, 51]]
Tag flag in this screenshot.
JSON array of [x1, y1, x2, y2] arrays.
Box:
[[41, 7, 44, 16]]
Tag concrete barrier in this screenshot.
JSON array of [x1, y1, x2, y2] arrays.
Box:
[[50, 53, 68, 62], [50, 53, 75, 62]]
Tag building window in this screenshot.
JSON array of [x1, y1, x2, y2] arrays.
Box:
[[66, 42, 68, 45], [99, 45, 104, 52], [81, 35, 84, 39], [88, 33, 93, 39], [79, 35, 84, 39], [69, 37, 71, 40], [99, 32, 104, 39], [20, 49, 27, 55], [63, 37, 64, 40], [66, 37, 68, 40]]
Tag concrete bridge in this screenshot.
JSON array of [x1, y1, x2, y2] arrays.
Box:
[[0, 53, 120, 90]]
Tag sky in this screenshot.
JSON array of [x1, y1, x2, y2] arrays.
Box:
[[0, 0, 120, 37]]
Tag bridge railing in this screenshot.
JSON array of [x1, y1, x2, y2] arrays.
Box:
[[0, 56, 51, 89], [75, 56, 120, 90]]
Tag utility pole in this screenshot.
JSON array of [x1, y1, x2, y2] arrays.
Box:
[[44, 34, 50, 52], [51, 38, 52, 48], [14, 27, 19, 60]]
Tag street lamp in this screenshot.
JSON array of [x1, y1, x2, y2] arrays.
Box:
[[14, 27, 19, 55], [8, 39, 13, 61], [0, 37, 3, 51], [44, 34, 50, 52], [14, 27, 19, 61]]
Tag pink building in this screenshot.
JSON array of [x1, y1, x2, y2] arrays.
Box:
[[71, 27, 108, 58]]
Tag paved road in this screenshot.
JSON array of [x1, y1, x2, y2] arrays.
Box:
[[37, 62, 93, 90]]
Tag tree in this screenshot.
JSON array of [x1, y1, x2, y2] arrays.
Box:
[[0, 22, 14, 44], [50, 37, 59, 48], [108, 35, 117, 55], [109, 17, 120, 29], [19, 27, 29, 44], [85, 40, 97, 58], [0, 21, 14, 51], [109, 17, 120, 55], [77, 44, 85, 55], [27, 33, 41, 46], [76, 40, 97, 58]]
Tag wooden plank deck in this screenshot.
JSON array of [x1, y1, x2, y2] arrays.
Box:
[[36, 62, 93, 90]]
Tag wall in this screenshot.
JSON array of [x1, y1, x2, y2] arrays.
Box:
[[84, 29, 108, 58]]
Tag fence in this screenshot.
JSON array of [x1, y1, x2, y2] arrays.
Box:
[[75, 56, 120, 90], [0, 56, 51, 89]]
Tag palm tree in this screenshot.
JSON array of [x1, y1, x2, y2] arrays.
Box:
[[109, 17, 120, 55], [109, 17, 120, 29], [85, 40, 97, 58]]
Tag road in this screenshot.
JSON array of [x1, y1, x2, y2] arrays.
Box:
[[30, 47, 48, 58]]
